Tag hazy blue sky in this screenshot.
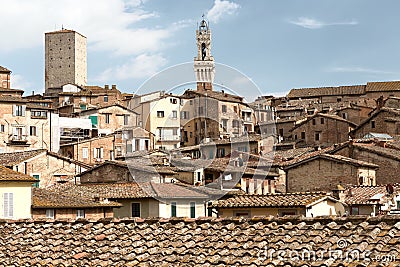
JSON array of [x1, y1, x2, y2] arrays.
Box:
[[1, 0, 400, 100]]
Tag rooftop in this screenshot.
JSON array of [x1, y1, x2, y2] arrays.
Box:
[[345, 185, 399, 205], [0, 165, 37, 182], [210, 192, 330, 208], [0, 216, 399, 265]]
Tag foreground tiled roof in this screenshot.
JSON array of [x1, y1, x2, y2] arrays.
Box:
[[0, 165, 37, 182], [0, 216, 399, 266], [210, 192, 329, 208], [0, 149, 46, 166]]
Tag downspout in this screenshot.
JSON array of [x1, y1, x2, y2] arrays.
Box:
[[49, 110, 52, 151]]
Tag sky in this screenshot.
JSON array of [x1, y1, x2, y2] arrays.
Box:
[[1, 0, 400, 101]]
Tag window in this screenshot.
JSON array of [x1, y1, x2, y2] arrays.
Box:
[[32, 174, 40, 188], [105, 114, 110, 124], [301, 131, 305, 139], [0, 125, 4, 132], [397, 201, 400, 210], [46, 209, 55, 219], [171, 202, 177, 217], [13, 127, 24, 141], [81, 96, 87, 102], [312, 119, 316, 125], [94, 148, 103, 159], [80, 104, 87, 110], [233, 210, 250, 217], [315, 132, 320, 141], [359, 176, 364, 185], [190, 202, 196, 218], [3, 193, 13, 218], [104, 95, 108, 102], [217, 148, 225, 158], [157, 111, 164, 118], [13, 105, 25, 117], [181, 111, 189, 119], [371, 121, 376, 129], [170, 98, 177, 104], [279, 209, 297, 216], [31, 110, 47, 118], [222, 105, 227, 113], [320, 118, 324, 124], [171, 110, 177, 118], [350, 206, 359, 215], [198, 107, 204, 115], [82, 148, 89, 159], [124, 115, 129, 125], [233, 106, 237, 113], [196, 172, 201, 182], [173, 128, 178, 136], [76, 209, 85, 218], [29, 126, 37, 136], [221, 119, 228, 130], [131, 203, 141, 217], [232, 120, 239, 128], [342, 113, 348, 119], [190, 100, 193, 105]]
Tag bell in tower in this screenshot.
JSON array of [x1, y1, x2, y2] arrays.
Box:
[[194, 16, 215, 91]]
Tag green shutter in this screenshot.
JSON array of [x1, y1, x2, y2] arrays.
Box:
[[89, 116, 98, 128]]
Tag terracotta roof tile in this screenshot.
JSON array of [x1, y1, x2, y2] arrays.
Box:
[[0, 216, 399, 265], [0, 149, 46, 166], [210, 192, 329, 208], [0, 66, 11, 73], [366, 81, 400, 92], [32, 187, 122, 208], [288, 85, 366, 98], [0, 165, 37, 182], [345, 185, 399, 205]]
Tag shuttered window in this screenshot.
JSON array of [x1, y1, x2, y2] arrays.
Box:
[[3, 193, 13, 218]]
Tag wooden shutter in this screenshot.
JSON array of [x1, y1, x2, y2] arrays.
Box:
[[21, 105, 26, 117], [3, 193, 13, 218], [93, 148, 97, 158], [12, 105, 16, 116]]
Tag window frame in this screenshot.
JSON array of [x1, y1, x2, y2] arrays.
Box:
[[131, 202, 141, 217], [190, 202, 196, 218], [171, 202, 177, 217]]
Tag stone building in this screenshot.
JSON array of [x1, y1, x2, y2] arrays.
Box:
[[130, 92, 181, 151], [32, 186, 121, 220], [0, 96, 59, 153], [291, 113, 356, 148], [78, 103, 138, 136], [0, 66, 11, 89], [333, 140, 400, 185], [45, 29, 87, 90], [59, 133, 125, 165], [211, 192, 345, 217], [283, 153, 378, 192], [350, 107, 400, 139], [0, 149, 90, 188]]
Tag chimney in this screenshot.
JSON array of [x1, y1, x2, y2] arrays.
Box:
[[104, 85, 109, 90], [112, 84, 116, 90]]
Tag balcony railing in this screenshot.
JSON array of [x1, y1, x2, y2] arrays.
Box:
[[158, 135, 180, 141], [8, 135, 29, 145]]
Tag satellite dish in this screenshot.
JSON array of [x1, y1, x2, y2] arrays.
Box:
[[386, 184, 394, 194]]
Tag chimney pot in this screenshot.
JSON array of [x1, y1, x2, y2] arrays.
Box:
[[112, 85, 116, 89], [104, 85, 109, 90]]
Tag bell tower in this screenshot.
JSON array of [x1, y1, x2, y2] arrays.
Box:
[[194, 16, 215, 91]]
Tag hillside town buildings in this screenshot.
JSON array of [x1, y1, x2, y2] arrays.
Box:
[[1, 17, 400, 266]]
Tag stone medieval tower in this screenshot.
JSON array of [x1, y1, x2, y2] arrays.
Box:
[[44, 29, 87, 91], [194, 18, 215, 91]]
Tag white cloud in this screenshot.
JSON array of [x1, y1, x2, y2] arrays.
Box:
[[94, 53, 167, 82], [11, 74, 32, 90], [207, 0, 240, 23], [289, 17, 358, 29], [0, 0, 184, 56], [328, 67, 393, 75]]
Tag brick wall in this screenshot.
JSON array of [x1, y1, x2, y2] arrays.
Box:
[[286, 158, 362, 192], [292, 116, 352, 147]]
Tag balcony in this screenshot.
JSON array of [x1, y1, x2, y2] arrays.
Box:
[[8, 135, 29, 146], [157, 135, 180, 141]]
